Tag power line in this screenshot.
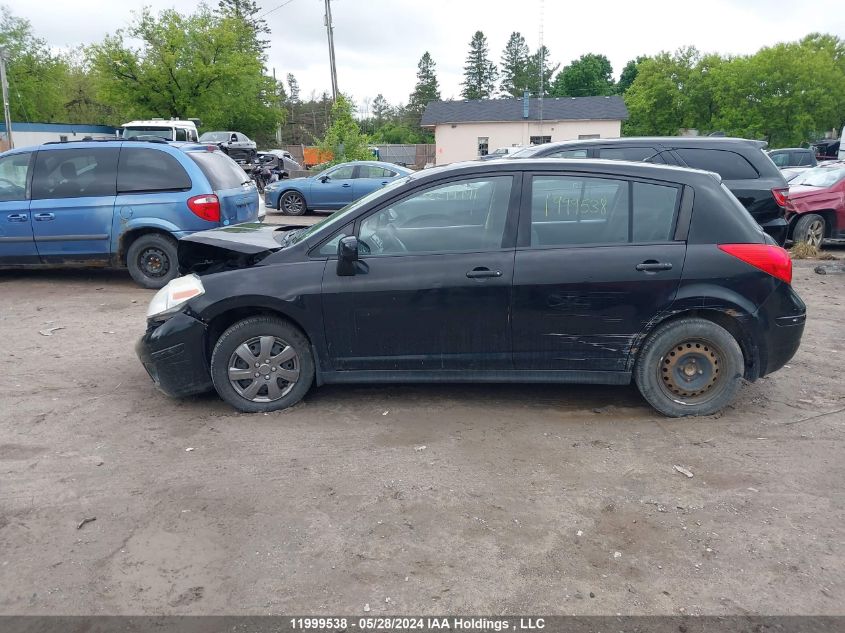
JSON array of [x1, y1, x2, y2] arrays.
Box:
[[257, 0, 297, 19]]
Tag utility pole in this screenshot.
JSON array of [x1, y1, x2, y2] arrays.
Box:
[[0, 49, 13, 150], [323, 0, 338, 100]]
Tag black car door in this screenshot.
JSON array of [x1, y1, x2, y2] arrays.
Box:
[[511, 171, 687, 373], [320, 174, 520, 372]]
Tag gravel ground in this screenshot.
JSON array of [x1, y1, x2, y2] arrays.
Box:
[[0, 251, 843, 616]]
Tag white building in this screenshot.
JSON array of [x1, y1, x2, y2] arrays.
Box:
[[0, 122, 117, 151], [421, 96, 629, 165]]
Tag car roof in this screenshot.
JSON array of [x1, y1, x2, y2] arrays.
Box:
[[411, 158, 722, 186], [123, 120, 197, 127], [5, 140, 212, 154], [769, 147, 811, 152], [524, 136, 768, 152], [333, 160, 412, 172]]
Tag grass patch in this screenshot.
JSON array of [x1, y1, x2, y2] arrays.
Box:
[[789, 242, 838, 260]]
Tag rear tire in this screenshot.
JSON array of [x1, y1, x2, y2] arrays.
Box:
[[634, 318, 744, 417], [279, 191, 307, 216], [792, 214, 825, 247], [126, 233, 179, 289], [210, 316, 314, 413]]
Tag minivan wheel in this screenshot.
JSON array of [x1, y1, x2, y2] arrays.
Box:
[[792, 214, 825, 247], [634, 318, 743, 417], [279, 191, 307, 216], [126, 233, 179, 289], [210, 316, 314, 413]]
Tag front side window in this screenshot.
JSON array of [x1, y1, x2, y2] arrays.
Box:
[[118, 148, 192, 193], [598, 146, 665, 163], [794, 151, 814, 167], [769, 152, 789, 167], [0, 152, 31, 202], [547, 149, 588, 159], [31, 148, 118, 199], [675, 148, 758, 180], [327, 165, 355, 180], [477, 137, 489, 157], [358, 176, 513, 255]]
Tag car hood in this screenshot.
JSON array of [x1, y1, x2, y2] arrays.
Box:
[[177, 222, 299, 275]]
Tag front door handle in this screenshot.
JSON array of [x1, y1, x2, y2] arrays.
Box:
[[34, 213, 55, 222], [341, 183, 351, 188], [7, 213, 28, 222], [466, 267, 503, 279], [636, 260, 673, 272]]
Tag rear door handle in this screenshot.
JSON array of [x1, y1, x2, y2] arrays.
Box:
[[636, 261, 673, 272], [34, 213, 55, 221], [466, 267, 503, 279], [7, 213, 28, 222]]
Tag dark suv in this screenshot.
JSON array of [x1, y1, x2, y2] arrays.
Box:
[[137, 159, 805, 418], [511, 137, 790, 244]]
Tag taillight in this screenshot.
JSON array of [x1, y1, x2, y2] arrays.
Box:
[[187, 194, 221, 222], [772, 187, 789, 207], [718, 243, 792, 284]]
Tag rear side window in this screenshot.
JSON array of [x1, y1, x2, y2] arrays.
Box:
[[188, 151, 248, 190], [31, 148, 118, 199], [175, 128, 187, 141], [794, 151, 814, 167], [530, 175, 630, 246], [632, 182, 679, 242], [598, 146, 665, 163], [118, 148, 192, 193], [675, 148, 758, 180], [358, 165, 396, 178]]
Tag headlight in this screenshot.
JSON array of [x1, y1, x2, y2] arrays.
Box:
[[146, 274, 205, 320]]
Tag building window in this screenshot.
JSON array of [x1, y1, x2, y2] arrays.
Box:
[[59, 135, 68, 143], [530, 136, 551, 145], [578, 134, 600, 140], [477, 137, 489, 156]]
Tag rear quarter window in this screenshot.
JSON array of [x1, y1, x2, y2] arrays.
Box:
[[188, 151, 248, 190], [118, 148, 192, 193], [675, 148, 759, 180]]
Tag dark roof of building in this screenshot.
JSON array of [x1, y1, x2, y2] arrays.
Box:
[[420, 96, 629, 126]]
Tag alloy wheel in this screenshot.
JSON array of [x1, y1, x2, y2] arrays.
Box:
[[281, 193, 305, 214], [227, 335, 300, 402], [804, 219, 824, 247]]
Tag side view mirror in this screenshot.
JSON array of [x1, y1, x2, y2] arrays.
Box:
[[230, 135, 238, 143], [336, 235, 359, 276], [319, 175, 331, 183]]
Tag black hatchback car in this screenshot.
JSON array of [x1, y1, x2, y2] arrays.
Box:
[[137, 159, 805, 417], [511, 137, 790, 244]]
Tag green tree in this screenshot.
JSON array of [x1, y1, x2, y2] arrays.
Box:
[[319, 94, 371, 164], [461, 31, 497, 100], [371, 93, 391, 123], [616, 55, 646, 94], [286, 73, 300, 102], [408, 51, 440, 116], [499, 32, 530, 98], [525, 46, 558, 97], [550, 53, 615, 97], [216, 0, 269, 56], [89, 5, 283, 141], [0, 6, 67, 122], [621, 50, 695, 135]]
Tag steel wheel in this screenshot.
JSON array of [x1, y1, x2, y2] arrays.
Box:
[[280, 191, 306, 215], [227, 335, 300, 402], [657, 339, 725, 404], [137, 246, 170, 279]]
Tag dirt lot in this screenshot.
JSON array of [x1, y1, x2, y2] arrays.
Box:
[[0, 247, 843, 615]]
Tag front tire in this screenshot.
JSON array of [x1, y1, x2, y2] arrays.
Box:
[[126, 233, 179, 289], [210, 316, 314, 413], [279, 191, 307, 216], [792, 214, 825, 247], [634, 318, 744, 417]]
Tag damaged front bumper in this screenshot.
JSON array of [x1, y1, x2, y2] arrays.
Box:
[[136, 311, 213, 398]]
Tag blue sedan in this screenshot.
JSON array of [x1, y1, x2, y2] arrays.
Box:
[[265, 161, 412, 215]]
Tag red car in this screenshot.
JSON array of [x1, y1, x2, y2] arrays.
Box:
[[785, 161, 845, 246]]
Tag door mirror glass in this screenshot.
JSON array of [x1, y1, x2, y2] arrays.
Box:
[[337, 235, 359, 275], [320, 175, 331, 183]]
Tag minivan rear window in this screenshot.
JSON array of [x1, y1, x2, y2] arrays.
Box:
[[188, 151, 249, 190]]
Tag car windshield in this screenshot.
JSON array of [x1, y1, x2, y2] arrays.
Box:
[[199, 132, 232, 143], [288, 175, 411, 246], [123, 126, 172, 140], [793, 166, 845, 187]]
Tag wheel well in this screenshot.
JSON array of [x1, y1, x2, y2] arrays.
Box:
[[789, 209, 837, 238], [204, 307, 311, 361], [642, 309, 757, 380], [118, 228, 177, 267]]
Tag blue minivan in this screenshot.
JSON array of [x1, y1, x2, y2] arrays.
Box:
[[0, 139, 260, 288]]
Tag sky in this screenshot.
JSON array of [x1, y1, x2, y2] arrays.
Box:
[[6, 0, 845, 116]]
